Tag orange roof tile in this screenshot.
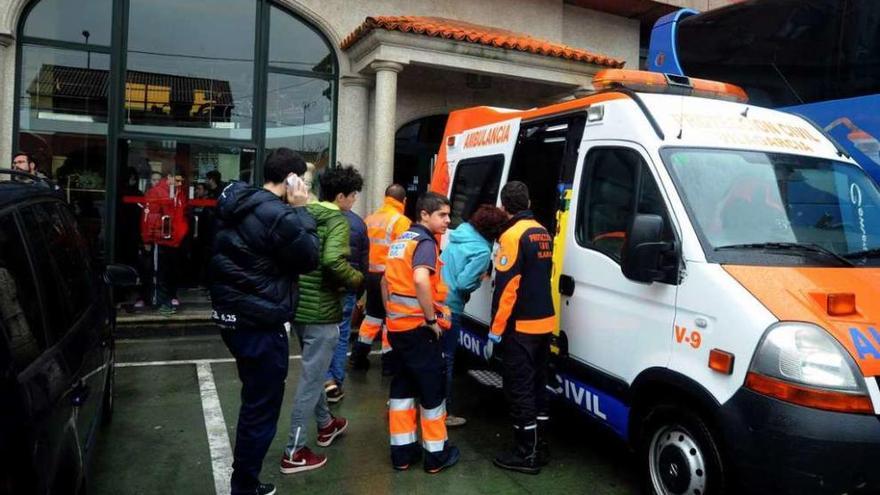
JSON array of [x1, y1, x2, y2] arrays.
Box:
[[341, 16, 625, 68]]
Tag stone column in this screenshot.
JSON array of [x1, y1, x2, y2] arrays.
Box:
[[0, 33, 14, 167], [338, 75, 372, 214], [369, 61, 403, 211]]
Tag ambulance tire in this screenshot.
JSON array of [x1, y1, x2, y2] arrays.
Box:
[[640, 403, 726, 495]]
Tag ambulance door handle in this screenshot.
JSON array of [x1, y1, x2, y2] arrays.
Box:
[[559, 274, 575, 296]]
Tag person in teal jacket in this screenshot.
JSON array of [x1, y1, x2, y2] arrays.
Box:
[[439, 204, 508, 427]]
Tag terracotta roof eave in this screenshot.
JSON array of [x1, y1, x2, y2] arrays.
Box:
[[341, 16, 625, 68]]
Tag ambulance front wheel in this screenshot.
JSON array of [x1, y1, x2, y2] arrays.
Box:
[[640, 403, 726, 495]]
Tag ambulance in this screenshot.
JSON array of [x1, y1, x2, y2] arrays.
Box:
[[430, 69, 880, 494]]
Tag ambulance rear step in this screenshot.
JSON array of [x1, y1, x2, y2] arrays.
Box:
[[468, 369, 503, 389]]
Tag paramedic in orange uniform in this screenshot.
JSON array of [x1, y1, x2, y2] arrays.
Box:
[[350, 184, 411, 371], [382, 192, 460, 473], [488, 181, 556, 475]]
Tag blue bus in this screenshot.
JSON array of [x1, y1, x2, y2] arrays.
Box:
[[647, 0, 880, 181]]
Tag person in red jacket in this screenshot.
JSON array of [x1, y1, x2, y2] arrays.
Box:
[[141, 171, 189, 316]]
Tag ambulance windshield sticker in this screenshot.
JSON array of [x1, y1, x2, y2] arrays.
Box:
[[672, 114, 822, 153]]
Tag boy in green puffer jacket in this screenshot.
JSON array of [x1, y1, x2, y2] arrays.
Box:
[[281, 165, 365, 474]]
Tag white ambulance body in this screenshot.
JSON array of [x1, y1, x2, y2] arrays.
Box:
[[430, 70, 880, 494]]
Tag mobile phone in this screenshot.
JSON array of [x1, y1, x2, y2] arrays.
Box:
[[286, 174, 304, 189]]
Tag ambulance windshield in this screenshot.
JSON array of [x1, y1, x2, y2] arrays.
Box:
[[663, 148, 880, 266]]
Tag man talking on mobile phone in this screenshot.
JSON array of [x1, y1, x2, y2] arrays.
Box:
[[209, 148, 318, 495]]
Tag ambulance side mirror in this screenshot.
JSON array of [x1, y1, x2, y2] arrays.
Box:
[[621, 214, 679, 284]]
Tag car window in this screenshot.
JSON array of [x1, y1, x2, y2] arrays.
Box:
[[0, 213, 47, 370], [449, 155, 504, 228], [577, 148, 673, 262], [18, 202, 95, 343]]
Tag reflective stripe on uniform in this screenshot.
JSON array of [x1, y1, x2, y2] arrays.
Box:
[[390, 432, 418, 446], [389, 294, 420, 309], [358, 315, 383, 344], [369, 263, 386, 272], [389, 398, 415, 410], [422, 439, 446, 453], [420, 401, 446, 421]]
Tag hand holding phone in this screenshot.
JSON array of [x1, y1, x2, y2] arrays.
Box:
[[285, 173, 309, 206]]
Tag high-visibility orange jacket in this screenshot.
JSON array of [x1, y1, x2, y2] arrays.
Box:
[[491, 211, 556, 337], [365, 197, 411, 274], [384, 224, 451, 332]]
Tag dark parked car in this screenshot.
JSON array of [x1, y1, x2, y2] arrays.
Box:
[[0, 171, 135, 494]]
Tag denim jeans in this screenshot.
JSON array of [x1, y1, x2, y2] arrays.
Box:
[[285, 323, 338, 455], [440, 313, 462, 411], [326, 292, 357, 385]]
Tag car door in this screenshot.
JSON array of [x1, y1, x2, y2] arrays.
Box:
[[560, 145, 678, 384], [19, 201, 104, 465]]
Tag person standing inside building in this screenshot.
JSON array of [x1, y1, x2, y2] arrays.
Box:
[[383, 191, 459, 473], [140, 170, 189, 316], [324, 186, 369, 403], [349, 184, 411, 371], [488, 181, 556, 475], [209, 148, 318, 495], [439, 204, 508, 427], [281, 165, 365, 474], [205, 169, 225, 199]]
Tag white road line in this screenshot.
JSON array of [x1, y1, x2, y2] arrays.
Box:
[[196, 362, 234, 495], [117, 350, 381, 368]]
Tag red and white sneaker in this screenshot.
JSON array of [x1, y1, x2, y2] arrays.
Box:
[[316, 416, 348, 447], [279, 447, 326, 474]]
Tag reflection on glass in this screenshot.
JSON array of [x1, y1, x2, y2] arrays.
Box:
[[124, 0, 256, 139], [268, 5, 334, 73], [19, 132, 108, 257], [117, 140, 254, 291], [19, 46, 110, 135], [265, 73, 332, 164], [23, 0, 113, 46]]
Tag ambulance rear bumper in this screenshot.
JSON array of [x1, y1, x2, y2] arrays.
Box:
[[719, 387, 880, 494]]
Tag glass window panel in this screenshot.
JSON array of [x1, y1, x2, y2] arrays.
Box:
[[18, 45, 110, 135], [23, 0, 113, 46], [117, 139, 255, 290], [0, 214, 48, 368], [124, 0, 256, 139], [448, 155, 504, 229], [265, 73, 332, 165], [268, 6, 334, 73], [18, 132, 108, 258]]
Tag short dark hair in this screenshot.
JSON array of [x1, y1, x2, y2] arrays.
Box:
[[385, 184, 407, 202], [319, 164, 363, 201], [415, 192, 450, 219], [500, 181, 530, 215], [264, 148, 307, 184], [469, 205, 508, 241], [206, 170, 221, 184], [12, 151, 34, 165]]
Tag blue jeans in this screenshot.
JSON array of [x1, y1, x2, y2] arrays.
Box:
[[440, 312, 462, 410], [326, 292, 357, 385]]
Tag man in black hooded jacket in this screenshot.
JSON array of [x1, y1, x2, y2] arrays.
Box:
[[209, 148, 319, 495]]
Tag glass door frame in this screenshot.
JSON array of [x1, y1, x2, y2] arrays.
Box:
[[13, 0, 339, 262]]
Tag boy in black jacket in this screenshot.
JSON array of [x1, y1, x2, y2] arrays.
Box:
[[209, 148, 319, 495]]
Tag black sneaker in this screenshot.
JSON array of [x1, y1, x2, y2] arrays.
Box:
[[493, 449, 541, 475], [257, 483, 276, 495], [326, 385, 344, 403]]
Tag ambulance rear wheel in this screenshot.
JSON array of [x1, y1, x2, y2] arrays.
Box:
[[641, 403, 725, 495]]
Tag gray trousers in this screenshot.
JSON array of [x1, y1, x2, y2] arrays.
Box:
[[285, 323, 339, 455]]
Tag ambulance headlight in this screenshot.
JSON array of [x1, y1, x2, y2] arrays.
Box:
[[750, 322, 864, 391]]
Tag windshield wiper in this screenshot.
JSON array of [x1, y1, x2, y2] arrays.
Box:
[[843, 248, 880, 260], [715, 242, 854, 267]]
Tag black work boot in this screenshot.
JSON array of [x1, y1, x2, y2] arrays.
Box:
[[493, 424, 541, 475], [536, 414, 550, 467], [349, 342, 371, 370]]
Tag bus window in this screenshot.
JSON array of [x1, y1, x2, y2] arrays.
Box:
[[507, 115, 585, 234]]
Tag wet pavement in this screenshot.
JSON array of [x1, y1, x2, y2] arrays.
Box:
[[90, 334, 639, 494]]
